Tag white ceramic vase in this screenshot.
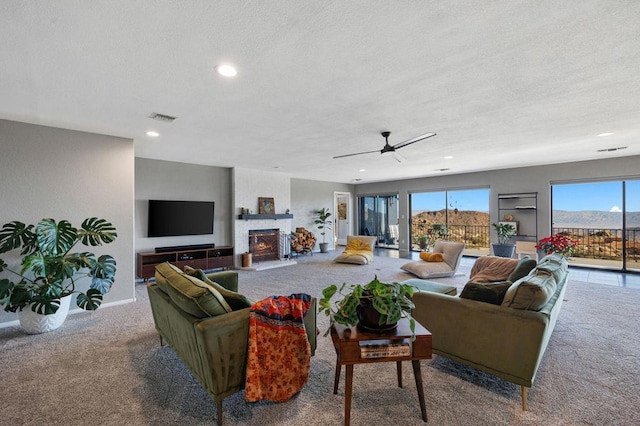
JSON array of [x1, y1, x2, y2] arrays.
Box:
[[18, 295, 72, 334]]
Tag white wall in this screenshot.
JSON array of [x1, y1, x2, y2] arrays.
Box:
[[356, 155, 640, 257], [0, 119, 135, 326], [135, 158, 232, 253], [291, 178, 354, 250], [232, 168, 292, 264]]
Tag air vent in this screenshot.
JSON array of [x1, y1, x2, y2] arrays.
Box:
[[149, 112, 177, 122], [597, 146, 627, 152]]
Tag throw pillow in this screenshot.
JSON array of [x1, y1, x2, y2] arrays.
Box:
[[346, 239, 363, 250], [460, 281, 512, 305], [183, 266, 253, 311], [502, 269, 557, 311], [507, 256, 538, 283], [419, 252, 444, 262], [156, 263, 232, 318]]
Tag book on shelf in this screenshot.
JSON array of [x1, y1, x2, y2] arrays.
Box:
[[360, 340, 411, 359]]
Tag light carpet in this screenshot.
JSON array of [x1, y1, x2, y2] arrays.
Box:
[[1, 253, 639, 425]]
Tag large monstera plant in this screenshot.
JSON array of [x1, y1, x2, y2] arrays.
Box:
[[0, 217, 117, 315]]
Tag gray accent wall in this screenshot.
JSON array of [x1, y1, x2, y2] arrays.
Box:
[[356, 156, 640, 257], [0, 119, 135, 326], [135, 158, 232, 254], [291, 178, 354, 251]]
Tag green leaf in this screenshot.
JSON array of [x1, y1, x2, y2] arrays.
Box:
[[76, 289, 103, 310], [36, 219, 77, 255], [78, 217, 117, 246], [0, 221, 36, 255], [30, 297, 61, 315]]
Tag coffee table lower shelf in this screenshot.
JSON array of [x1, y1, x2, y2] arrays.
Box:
[[330, 316, 432, 425]]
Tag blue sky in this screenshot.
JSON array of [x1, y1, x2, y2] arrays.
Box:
[[553, 181, 640, 212], [411, 189, 489, 212], [410, 180, 640, 213]]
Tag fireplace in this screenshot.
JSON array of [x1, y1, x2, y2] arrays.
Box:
[[249, 229, 280, 262]]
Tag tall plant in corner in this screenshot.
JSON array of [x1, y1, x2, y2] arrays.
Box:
[[0, 217, 118, 316], [314, 208, 333, 253]]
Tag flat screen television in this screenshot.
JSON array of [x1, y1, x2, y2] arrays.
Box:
[[147, 200, 214, 237]]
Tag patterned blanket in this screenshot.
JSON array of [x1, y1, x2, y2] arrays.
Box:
[[245, 293, 312, 402]]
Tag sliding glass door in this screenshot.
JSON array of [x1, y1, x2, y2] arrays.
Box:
[[552, 180, 639, 271], [410, 189, 490, 255], [358, 195, 399, 249]]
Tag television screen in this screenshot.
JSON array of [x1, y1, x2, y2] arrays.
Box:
[[148, 200, 214, 237]]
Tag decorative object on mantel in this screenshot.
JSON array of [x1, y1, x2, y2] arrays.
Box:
[[314, 208, 332, 253], [536, 233, 579, 257], [0, 217, 118, 334], [258, 197, 275, 215]]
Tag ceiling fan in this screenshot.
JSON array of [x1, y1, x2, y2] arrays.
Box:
[[333, 131, 437, 163]]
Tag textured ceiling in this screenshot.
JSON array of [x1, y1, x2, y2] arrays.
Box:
[[1, 1, 639, 184]]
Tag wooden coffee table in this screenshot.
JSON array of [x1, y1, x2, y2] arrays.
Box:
[[330, 316, 432, 425]]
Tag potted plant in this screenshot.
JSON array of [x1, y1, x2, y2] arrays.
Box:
[[314, 207, 332, 253], [491, 222, 517, 257], [319, 276, 416, 339], [0, 217, 118, 334], [536, 233, 579, 257]]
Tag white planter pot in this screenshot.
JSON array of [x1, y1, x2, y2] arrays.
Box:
[[18, 295, 72, 334]]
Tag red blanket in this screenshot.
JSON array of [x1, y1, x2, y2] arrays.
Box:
[[245, 293, 311, 402]]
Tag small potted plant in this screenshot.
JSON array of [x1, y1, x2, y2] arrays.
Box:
[[536, 233, 579, 257], [492, 222, 517, 257], [319, 276, 416, 339], [314, 207, 333, 253], [0, 217, 118, 334]]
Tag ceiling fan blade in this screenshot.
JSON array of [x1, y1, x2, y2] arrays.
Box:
[[392, 151, 406, 163], [392, 132, 437, 149], [333, 150, 380, 159]]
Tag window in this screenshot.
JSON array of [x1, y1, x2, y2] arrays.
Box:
[[410, 189, 490, 254], [551, 180, 639, 272]]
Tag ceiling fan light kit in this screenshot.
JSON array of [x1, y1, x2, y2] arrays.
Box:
[[333, 131, 437, 161]]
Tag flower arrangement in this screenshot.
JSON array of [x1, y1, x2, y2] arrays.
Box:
[[536, 234, 579, 257]]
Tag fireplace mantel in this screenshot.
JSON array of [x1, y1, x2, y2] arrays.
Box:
[[238, 214, 293, 220]]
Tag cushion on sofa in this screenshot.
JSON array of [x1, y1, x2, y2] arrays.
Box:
[[536, 253, 568, 283], [183, 266, 253, 311], [154, 262, 183, 295], [507, 256, 538, 283], [460, 281, 512, 305], [502, 269, 557, 311], [155, 262, 232, 318]]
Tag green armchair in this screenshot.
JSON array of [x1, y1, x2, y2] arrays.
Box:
[[147, 263, 317, 425]]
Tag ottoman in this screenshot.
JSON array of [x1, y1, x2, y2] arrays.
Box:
[[401, 278, 457, 296]]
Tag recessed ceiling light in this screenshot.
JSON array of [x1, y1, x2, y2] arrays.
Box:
[[216, 64, 237, 77], [444, 156, 453, 160], [146, 131, 159, 137], [359, 169, 366, 172], [597, 133, 614, 137]]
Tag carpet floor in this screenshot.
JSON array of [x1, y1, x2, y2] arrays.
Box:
[[1, 253, 639, 425]]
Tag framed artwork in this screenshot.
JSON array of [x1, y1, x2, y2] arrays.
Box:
[[258, 197, 275, 214], [498, 221, 518, 234]]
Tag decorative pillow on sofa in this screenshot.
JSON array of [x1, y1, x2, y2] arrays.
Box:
[[419, 252, 444, 262], [460, 281, 512, 305], [183, 266, 253, 311], [507, 256, 538, 283], [502, 270, 557, 311], [155, 262, 232, 318]]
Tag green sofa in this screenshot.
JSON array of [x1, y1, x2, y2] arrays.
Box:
[[147, 262, 317, 425], [411, 254, 568, 410]]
